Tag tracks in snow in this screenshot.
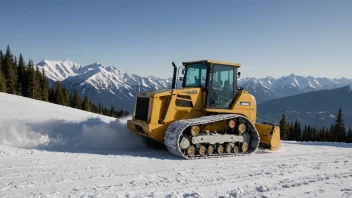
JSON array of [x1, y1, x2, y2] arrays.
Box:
[[0, 143, 352, 198]]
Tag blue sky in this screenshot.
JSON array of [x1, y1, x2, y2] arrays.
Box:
[[1, 0, 351, 79]]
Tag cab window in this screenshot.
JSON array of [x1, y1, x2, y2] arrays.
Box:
[[184, 63, 207, 87]]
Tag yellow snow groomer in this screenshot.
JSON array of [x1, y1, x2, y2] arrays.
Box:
[[127, 60, 281, 159]]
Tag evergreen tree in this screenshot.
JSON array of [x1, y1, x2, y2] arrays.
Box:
[[279, 113, 288, 140], [347, 127, 352, 143], [48, 86, 55, 103], [82, 96, 90, 111], [17, 53, 26, 96], [0, 51, 6, 92], [287, 122, 294, 140], [41, 68, 49, 101], [0, 69, 6, 92], [33, 66, 42, 100], [307, 125, 312, 141], [320, 127, 326, 142], [328, 124, 334, 142], [98, 103, 102, 114], [3, 45, 17, 94], [296, 121, 302, 141], [72, 89, 81, 109], [293, 119, 299, 141], [55, 80, 64, 105], [109, 106, 116, 117], [62, 87, 70, 106], [334, 108, 346, 142], [26, 59, 35, 98], [0, 50, 3, 72], [312, 127, 317, 141], [13, 55, 18, 94]]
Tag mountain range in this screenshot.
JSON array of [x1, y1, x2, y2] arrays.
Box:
[[36, 59, 352, 127], [37, 59, 173, 111], [257, 85, 352, 128], [239, 75, 352, 103]]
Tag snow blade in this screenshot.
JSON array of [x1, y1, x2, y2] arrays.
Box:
[[256, 123, 281, 151]]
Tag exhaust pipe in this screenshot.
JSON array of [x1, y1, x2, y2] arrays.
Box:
[[171, 62, 177, 89]]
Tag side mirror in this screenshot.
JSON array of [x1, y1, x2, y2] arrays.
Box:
[[182, 68, 185, 75], [237, 72, 241, 78]]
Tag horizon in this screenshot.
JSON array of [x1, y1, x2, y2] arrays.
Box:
[[1, 0, 351, 79]]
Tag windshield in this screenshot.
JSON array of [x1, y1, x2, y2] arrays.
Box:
[[184, 63, 207, 87]]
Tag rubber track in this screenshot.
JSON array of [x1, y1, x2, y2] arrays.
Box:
[[164, 114, 260, 160]]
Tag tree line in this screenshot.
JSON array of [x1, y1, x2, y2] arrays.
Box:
[[0, 45, 129, 118], [279, 108, 352, 143]]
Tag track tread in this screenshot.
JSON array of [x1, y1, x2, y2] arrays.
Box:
[[164, 114, 260, 159]]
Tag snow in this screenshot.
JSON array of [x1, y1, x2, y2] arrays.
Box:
[[37, 59, 82, 81], [0, 92, 144, 150], [1, 92, 352, 198], [308, 81, 317, 89]]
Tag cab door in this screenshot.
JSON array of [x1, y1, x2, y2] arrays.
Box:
[[206, 64, 237, 109]]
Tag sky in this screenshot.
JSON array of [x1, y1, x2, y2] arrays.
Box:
[[0, 0, 351, 79]]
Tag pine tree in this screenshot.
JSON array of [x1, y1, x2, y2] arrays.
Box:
[[3, 45, 17, 94], [334, 108, 346, 142], [312, 127, 317, 141], [82, 96, 90, 111], [41, 68, 49, 101], [98, 103, 102, 114], [307, 125, 312, 141], [26, 59, 35, 98], [0, 50, 3, 72], [62, 87, 70, 106], [287, 122, 294, 140], [347, 127, 352, 143], [13, 55, 18, 94], [55, 80, 64, 105], [0, 51, 6, 92], [48, 86, 55, 103], [17, 53, 26, 96], [279, 113, 288, 140], [293, 119, 299, 140], [297, 121, 302, 141], [71, 89, 81, 109], [33, 66, 42, 100], [110, 106, 116, 117], [0, 69, 6, 92]]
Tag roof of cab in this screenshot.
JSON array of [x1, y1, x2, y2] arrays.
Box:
[[182, 60, 241, 67]]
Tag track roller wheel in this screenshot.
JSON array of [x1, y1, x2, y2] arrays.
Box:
[[242, 143, 249, 152], [233, 146, 239, 154], [187, 146, 196, 156], [238, 123, 247, 134], [191, 126, 200, 136], [228, 119, 236, 129], [217, 145, 224, 154], [198, 146, 206, 156], [225, 144, 232, 153], [208, 145, 215, 155]]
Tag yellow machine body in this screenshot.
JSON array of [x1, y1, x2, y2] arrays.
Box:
[[127, 60, 281, 153]]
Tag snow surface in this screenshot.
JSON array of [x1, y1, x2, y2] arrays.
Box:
[[1, 93, 352, 198]]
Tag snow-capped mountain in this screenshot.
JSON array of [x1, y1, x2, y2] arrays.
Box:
[[239, 74, 352, 104], [38, 59, 83, 81], [37, 59, 352, 111], [37, 60, 173, 111]]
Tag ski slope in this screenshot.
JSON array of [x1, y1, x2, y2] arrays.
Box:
[[1, 93, 352, 198]]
